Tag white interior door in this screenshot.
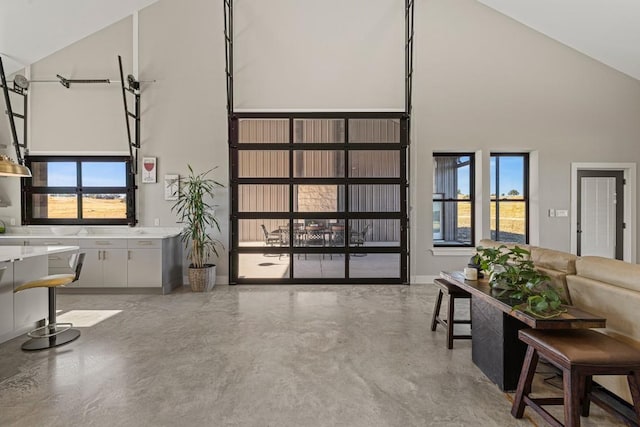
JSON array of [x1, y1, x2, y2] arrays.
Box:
[[580, 177, 616, 257]]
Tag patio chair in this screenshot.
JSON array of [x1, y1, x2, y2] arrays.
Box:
[[261, 225, 286, 259], [350, 224, 371, 247]]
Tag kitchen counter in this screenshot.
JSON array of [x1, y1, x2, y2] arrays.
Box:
[[0, 245, 79, 262], [0, 227, 182, 240]]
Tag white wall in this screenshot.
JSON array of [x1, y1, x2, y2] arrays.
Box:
[[1, 0, 640, 282]]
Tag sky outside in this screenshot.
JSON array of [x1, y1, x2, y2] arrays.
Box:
[[457, 156, 524, 196], [47, 162, 126, 187]]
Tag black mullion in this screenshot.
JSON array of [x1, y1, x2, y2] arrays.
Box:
[[237, 143, 401, 150], [400, 117, 408, 283], [470, 155, 476, 246], [344, 117, 350, 279], [234, 111, 404, 120], [77, 160, 83, 220], [289, 117, 294, 279], [229, 117, 239, 284], [524, 154, 529, 243], [495, 156, 501, 241], [237, 177, 402, 185]]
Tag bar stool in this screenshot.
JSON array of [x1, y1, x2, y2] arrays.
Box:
[[13, 253, 85, 351], [431, 278, 472, 349], [512, 329, 640, 427]]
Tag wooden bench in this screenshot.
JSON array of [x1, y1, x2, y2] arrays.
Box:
[[512, 329, 640, 426]]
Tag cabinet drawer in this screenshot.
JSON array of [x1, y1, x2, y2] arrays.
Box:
[[48, 253, 75, 269], [128, 239, 162, 249], [79, 239, 128, 249], [28, 238, 79, 246]]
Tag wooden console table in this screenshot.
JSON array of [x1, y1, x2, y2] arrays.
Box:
[[440, 271, 606, 391]]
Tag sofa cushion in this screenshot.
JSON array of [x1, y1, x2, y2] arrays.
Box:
[[477, 239, 530, 254], [530, 247, 577, 274], [575, 256, 640, 293]]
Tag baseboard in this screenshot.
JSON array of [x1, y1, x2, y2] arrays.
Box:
[[411, 275, 437, 285], [183, 275, 229, 286]]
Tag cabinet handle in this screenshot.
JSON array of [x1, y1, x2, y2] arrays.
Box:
[[102, 250, 106, 261], [98, 251, 102, 261], [43, 241, 61, 245], [128, 250, 131, 260], [95, 241, 112, 245], [136, 241, 153, 246]]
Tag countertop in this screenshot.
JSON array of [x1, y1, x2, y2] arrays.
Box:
[[0, 227, 182, 240], [0, 245, 79, 262]]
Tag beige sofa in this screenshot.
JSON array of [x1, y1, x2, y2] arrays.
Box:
[[478, 239, 639, 404]]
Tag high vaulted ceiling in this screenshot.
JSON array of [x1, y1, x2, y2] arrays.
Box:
[[0, 0, 158, 75], [478, 0, 640, 81], [1, 0, 639, 81]]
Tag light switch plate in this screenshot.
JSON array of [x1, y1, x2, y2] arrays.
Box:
[[556, 209, 569, 217]]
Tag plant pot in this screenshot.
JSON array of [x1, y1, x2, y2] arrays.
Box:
[[188, 264, 216, 292]]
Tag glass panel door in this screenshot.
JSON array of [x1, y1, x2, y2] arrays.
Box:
[[230, 114, 408, 284]]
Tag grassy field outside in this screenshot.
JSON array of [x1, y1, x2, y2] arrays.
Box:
[[45, 196, 126, 219], [457, 200, 526, 236]]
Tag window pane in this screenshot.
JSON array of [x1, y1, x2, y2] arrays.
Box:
[[294, 151, 344, 177], [294, 185, 344, 212], [238, 151, 288, 178], [32, 194, 78, 219], [239, 219, 289, 247], [81, 162, 126, 187], [349, 151, 399, 178], [491, 201, 526, 243], [294, 255, 344, 278], [433, 155, 472, 199], [82, 194, 127, 218], [348, 119, 400, 143], [349, 185, 400, 212], [349, 219, 400, 247], [238, 254, 289, 279], [349, 253, 400, 278], [294, 119, 344, 143], [239, 185, 289, 212], [239, 119, 289, 143], [434, 201, 472, 245], [31, 162, 77, 187], [293, 219, 344, 248], [499, 156, 525, 199]]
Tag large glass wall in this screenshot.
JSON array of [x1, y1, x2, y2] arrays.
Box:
[[230, 113, 408, 284]]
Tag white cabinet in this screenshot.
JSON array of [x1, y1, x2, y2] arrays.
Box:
[[127, 239, 162, 287], [0, 261, 14, 337], [77, 239, 127, 288], [13, 255, 48, 332]]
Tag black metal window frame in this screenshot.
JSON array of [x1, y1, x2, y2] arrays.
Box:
[[230, 112, 409, 285], [490, 152, 529, 243], [432, 152, 476, 248], [22, 155, 137, 226]]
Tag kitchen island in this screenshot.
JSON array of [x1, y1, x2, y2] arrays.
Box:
[[0, 245, 79, 345]]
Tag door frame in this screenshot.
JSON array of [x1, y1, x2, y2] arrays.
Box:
[[570, 162, 636, 263]]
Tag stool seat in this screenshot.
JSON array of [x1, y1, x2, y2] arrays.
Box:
[[512, 328, 640, 426], [520, 329, 640, 367], [14, 274, 76, 292]]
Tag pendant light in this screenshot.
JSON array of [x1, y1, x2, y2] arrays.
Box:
[[0, 155, 31, 177]]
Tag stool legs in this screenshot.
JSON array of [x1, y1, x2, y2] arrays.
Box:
[[628, 371, 640, 421], [512, 346, 539, 419], [564, 368, 582, 427], [430, 290, 443, 332], [447, 293, 455, 349]]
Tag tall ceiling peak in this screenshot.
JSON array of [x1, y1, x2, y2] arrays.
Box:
[[0, 0, 159, 75], [478, 0, 640, 81]]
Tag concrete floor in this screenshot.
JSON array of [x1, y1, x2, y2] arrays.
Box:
[[0, 284, 626, 426]]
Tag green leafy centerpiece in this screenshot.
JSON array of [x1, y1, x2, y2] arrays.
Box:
[[474, 245, 566, 318]]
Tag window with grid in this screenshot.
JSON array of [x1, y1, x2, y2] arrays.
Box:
[[22, 156, 136, 225], [490, 153, 529, 243], [432, 153, 474, 247]]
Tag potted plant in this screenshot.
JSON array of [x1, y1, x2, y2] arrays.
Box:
[[172, 165, 224, 292], [475, 245, 566, 318]]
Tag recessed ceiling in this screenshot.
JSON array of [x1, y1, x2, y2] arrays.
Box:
[[0, 0, 158, 75], [478, 0, 640, 81]]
